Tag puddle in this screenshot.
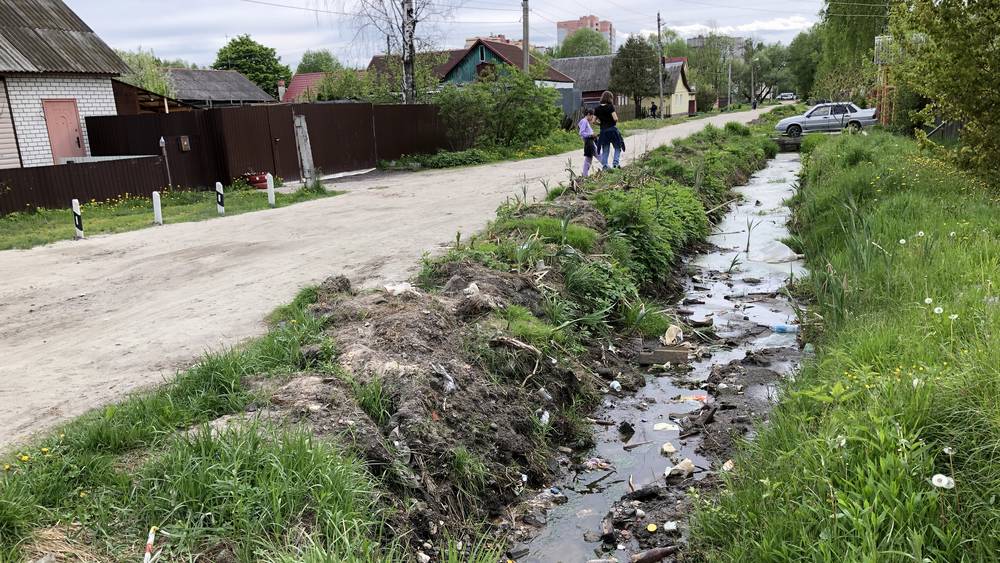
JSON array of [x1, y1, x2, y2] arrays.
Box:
[[514, 153, 806, 562]]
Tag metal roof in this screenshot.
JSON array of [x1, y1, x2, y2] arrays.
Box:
[[549, 55, 615, 92], [166, 68, 274, 103], [0, 0, 129, 74]]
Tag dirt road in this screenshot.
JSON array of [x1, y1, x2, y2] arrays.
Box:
[[0, 108, 769, 448]]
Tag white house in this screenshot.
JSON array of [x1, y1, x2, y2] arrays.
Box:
[[0, 0, 128, 168]]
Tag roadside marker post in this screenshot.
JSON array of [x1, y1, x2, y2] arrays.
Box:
[[266, 173, 276, 208], [152, 191, 163, 225], [215, 182, 225, 216], [71, 198, 84, 239]]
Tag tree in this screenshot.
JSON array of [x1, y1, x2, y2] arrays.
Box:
[[610, 36, 658, 110], [892, 0, 1000, 176], [555, 28, 610, 58], [812, 0, 893, 103], [116, 48, 173, 96], [787, 27, 822, 97], [297, 49, 342, 74], [212, 34, 291, 98]]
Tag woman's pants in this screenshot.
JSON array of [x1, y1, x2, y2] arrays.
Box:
[[598, 141, 621, 168]]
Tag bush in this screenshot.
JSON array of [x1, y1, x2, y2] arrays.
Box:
[[436, 65, 561, 150]]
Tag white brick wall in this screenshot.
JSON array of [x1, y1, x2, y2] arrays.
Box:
[[5, 75, 117, 167]]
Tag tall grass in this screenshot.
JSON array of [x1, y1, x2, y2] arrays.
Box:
[[692, 132, 1000, 561]]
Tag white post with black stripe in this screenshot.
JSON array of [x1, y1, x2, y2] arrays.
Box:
[[215, 181, 225, 216], [152, 191, 163, 225], [266, 173, 275, 208], [71, 198, 83, 239]]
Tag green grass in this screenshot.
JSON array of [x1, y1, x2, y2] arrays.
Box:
[[492, 216, 599, 253], [449, 446, 488, 501], [0, 180, 341, 250], [352, 377, 396, 427], [691, 131, 1000, 561]]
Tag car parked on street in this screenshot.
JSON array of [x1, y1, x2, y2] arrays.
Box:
[[776, 92, 796, 100], [775, 102, 877, 137]]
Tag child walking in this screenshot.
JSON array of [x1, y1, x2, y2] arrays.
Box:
[[578, 108, 600, 177]]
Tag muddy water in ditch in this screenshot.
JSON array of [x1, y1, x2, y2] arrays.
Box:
[[521, 152, 807, 562]]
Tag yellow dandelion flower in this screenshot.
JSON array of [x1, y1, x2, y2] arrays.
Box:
[[40, 447, 49, 454], [19, 454, 30, 462]]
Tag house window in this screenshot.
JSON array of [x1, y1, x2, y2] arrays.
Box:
[[479, 46, 485, 62]]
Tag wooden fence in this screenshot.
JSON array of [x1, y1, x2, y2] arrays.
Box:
[[0, 156, 166, 216]]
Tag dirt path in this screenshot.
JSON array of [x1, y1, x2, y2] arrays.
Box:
[[0, 108, 770, 449]]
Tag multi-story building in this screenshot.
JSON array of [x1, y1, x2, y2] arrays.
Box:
[[557, 15, 615, 51]]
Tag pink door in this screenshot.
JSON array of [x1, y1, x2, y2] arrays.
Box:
[[42, 100, 86, 163]]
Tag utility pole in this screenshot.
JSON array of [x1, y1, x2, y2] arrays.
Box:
[[522, 0, 530, 71], [727, 58, 732, 109], [656, 12, 664, 119], [401, 0, 416, 103]]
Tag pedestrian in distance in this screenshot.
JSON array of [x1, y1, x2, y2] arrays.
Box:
[[578, 108, 600, 177], [650, 102, 658, 119], [595, 91, 626, 168]]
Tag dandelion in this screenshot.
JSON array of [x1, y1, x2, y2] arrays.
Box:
[[2, 463, 10, 471], [944, 447, 955, 455], [924, 297, 933, 305], [917, 231, 925, 237], [912, 378, 921, 388], [40, 447, 49, 454], [899, 238, 906, 245], [18, 454, 29, 462], [836, 435, 847, 448], [949, 314, 958, 320], [949, 232, 956, 237], [930, 474, 955, 489], [934, 307, 943, 315]]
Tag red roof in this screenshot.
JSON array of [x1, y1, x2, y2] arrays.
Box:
[[282, 72, 327, 102], [664, 56, 688, 64]]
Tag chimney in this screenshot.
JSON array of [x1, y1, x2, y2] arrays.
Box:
[[277, 79, 286, 102]]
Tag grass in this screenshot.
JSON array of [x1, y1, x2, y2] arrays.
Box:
[[0, 287, 391, 562], [492, 216, 599, 253], [0, 180, 341, 251], [691, 131, 1000, 561], [383, 111, 723, 171]]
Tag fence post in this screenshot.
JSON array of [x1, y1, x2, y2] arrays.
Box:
[[215, 182, 225, 216], [293, 114, 315, 185], [152, 191, 163, 225], [266, 173, 276, 208], [71, 198, 84, 239]]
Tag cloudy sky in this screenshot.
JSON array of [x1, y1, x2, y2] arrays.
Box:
[[70, 0, 824, 69]]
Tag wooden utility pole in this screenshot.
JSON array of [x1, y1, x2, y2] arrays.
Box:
[[401, 0, 416, 103], [656, 12, 664, 118], [522, 0, 530, 71]]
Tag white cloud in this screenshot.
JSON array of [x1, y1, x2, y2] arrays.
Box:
[[670, 16, 816, 38]]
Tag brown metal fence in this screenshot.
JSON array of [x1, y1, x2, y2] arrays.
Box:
[[0, 156, 167, 216], [85, 102, 449, 188]]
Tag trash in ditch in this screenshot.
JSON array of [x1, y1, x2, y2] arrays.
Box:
[[664, 458, 695, 478], [676, 394, 709, 404], [722, 459, 735, 472], [653, 422, 680, 432], [659, 325, 683, 346], [537, 410, 551, 425], [384, 282, 420, 297], [663, 521, 679, 532], [646, 523, 658, 533], [582, 457, 614, 471], [463, 282, 481, 296], [660, 442, 677, 455], [771, 323, 799, 334], [537, 387, 553, 402], [609, 380, 623, 392], [618, 420, 635, 436]]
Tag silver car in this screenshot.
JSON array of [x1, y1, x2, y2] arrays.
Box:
[[775, 102, 877, 137]]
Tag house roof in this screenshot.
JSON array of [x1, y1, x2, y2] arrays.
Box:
[[282, 72, 326, 102], [0, 0, 129, 74], [663, 60, 694, 93], [548, 55, 614, 92], [165, 68, 274, 103], [443, 39, 574, 83], [367, 49, 466, 81]]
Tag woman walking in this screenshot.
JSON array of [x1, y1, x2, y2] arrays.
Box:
[[595, 91, 625, 168]]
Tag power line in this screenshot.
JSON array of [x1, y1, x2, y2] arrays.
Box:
[[236, 0, 520, 24]]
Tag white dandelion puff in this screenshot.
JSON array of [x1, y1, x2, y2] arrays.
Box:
[[917, 231, 925, 237], [944, 447, 955, 455], [949, 232, 956, 237], [934, 307, 944, 314], [931, 474, 955, 489], [924, 297, 933, 305], [899, 238, 907, 245], [949, 314, 958, 321], [912, 378, 921, 388]]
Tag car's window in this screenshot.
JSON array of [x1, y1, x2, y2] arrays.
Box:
[[809, 106, 831, 117], [832, 105, 849, 115], [848, 103, 860, 113]]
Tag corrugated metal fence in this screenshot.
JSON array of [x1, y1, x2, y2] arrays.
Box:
[[86, 103, 448, 188], [0, 156, 166, 216]]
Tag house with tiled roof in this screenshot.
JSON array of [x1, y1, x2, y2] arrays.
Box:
[[0, 0, 129, 168]]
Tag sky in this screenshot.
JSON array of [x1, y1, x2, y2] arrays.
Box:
[[70, 0, 825, 70]]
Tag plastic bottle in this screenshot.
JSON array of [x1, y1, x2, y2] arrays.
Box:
[[772, 324, 800, 334]]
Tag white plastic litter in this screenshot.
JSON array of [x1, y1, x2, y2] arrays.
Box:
[[660, 442, 677, 455], [463, 282, 481, 296], [660, 325, 684, 346], [664, 458, 695, 478], [653, 422, 680, 432], [609, 380, 622, 392], [384, 282, 420, 297]]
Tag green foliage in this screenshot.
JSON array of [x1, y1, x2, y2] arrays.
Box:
[[449, 446, 488, 500], [115, 47, 174, 97], [492, 216, 599, 253], [891, 0, 1000, 177], [610, 36, 658, 108], [435, 65, 561, 150], [497, 305, 568, 347], [212, 34, 292, 97], [353, 378, 396, 427], [787, 27, 822, 97], [386, 129, 580, 169], [296, 49, 342, 74], [811, 0, 888, 104], [555, 28, 611, 58], [692, 131, 1000, 561]]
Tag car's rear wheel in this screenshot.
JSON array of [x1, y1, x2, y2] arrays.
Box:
[[787, 124, 802, 137], [846, 121, 862, 133]]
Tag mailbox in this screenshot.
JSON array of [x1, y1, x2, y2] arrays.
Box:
[[178, 136, 191, 152]]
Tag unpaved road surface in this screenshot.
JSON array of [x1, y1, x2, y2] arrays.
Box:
[[0, 108, 770, 448]]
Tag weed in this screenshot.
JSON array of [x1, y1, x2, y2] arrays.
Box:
[[449, 446, 488, 500], [352, 378, 395, 427]]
